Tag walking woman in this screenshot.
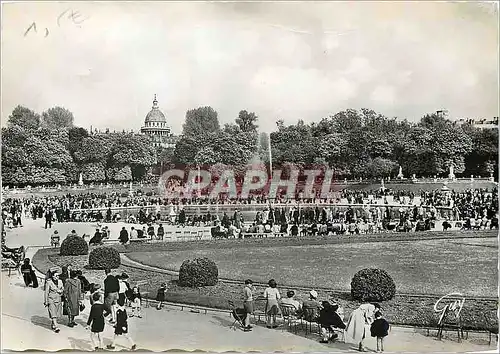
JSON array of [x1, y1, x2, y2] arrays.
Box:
[[64, 270, 83, 327], [44, 267, 64, 333], [345, 302, 381, 351], [263, 279, 281, 328]]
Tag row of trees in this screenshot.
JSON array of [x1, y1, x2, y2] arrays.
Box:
[[2, 106, 156, 185], [1, 104, 498, 185], [173, 107, 498, 180]]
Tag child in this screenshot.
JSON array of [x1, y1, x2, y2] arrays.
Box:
[[107, 297, 136, 351], [89, 283, 102, 305], [129, 286, 142, 318], [370, 312, 390, 352], [86, 292, 106, 351], [156, 283, 168, 310]]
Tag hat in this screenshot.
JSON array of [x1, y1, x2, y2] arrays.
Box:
[[309, 290, 318, 299], [121, 272, 129, 279], [49, 266, 59, 273]]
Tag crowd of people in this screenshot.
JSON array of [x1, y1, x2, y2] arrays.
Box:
[[2, 187, 498, 241], [240, 279, 389, 351], [40, 265, 140, 350]]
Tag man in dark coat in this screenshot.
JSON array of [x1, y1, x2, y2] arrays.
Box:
[[45, 208, 53, 229], [119, 227, 129, 245], [103, 269, 119, 323]]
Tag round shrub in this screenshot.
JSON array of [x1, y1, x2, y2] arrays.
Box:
[[60, 235, 89, 256], [178, 257, 218, 287], [88, 246, 121, 270], [351, 268, 396, 302]]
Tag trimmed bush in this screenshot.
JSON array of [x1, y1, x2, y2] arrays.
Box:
[[351, 268, 396, 302], [178, 257, 218, 287], [60, 235, 89, 256], [88, 246, 121, 270]]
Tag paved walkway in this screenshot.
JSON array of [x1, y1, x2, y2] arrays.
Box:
[[2, 219, 497, 352]]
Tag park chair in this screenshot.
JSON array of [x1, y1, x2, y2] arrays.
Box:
[[484, 311, 499, 345], [252, 295, 267, 323], [228, 300, 246, 331], [163, 230, 173, 242], [280, 303, 300, 334], [437, 306, 463, 342], [302, 305, 321, 336]]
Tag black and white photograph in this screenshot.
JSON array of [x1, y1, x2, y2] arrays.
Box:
[[1, 1, 498, 352]]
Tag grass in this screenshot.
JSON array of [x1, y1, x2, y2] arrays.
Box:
[[126, 236, 498, 298]]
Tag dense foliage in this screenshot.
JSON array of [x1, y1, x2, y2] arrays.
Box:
[[2, 106, 157, 185], [88, 246, 121, 270], [60, 235, 89, 256], [351, 268, 397, 302], [2, 104, 497, 185], [178, 257, 219, 287]]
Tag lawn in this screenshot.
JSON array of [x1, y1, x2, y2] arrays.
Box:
[[33, 245, 498, 331], [127, 237, 498, 298]]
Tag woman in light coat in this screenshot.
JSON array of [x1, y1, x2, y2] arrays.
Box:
[[44, 268, 64, 333], [63, 270, 83, 327], [345, 302, 381, 351]]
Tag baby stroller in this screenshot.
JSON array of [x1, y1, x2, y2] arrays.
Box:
[[228, 300, 247, 331]]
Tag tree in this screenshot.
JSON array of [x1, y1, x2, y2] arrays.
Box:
[[194, 147, 219, 166], [235, 110, 258, 132], [68, 127, 89, 157], [110, 134, 157, 180], [182, 106, 220, 137], [8, 105, 41, 130], [41, 106, 74, 129], [365, 157, 398, 178]]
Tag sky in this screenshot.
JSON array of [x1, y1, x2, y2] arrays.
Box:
[[1, 1, 498, 134]]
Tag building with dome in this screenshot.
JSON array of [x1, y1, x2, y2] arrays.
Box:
[[140, 95, 179, 148]]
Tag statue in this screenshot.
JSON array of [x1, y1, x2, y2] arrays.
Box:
[[448, 165, 455, 180], [470, 175, 474, 182], [129, 181, 134, 196], [489, 172, 494, 182], [433, 175, 438, 183], [344, 178, 347, 184], [78, 173, 83, 186], [397, 166, 404, 179], [380, 178, 386, 191]]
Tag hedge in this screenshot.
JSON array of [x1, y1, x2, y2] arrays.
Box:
[[88, 246, 121, 269], [60, 235, 89, 256], [178, 258, 218, 287], [351, 268, 396, 302]]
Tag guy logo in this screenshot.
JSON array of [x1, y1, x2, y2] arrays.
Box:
[[433, 292, 466, 325]]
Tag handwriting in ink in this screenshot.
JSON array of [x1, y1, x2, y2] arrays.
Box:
[[24, 9, 88, 38], [433, 292, 466, 325]]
